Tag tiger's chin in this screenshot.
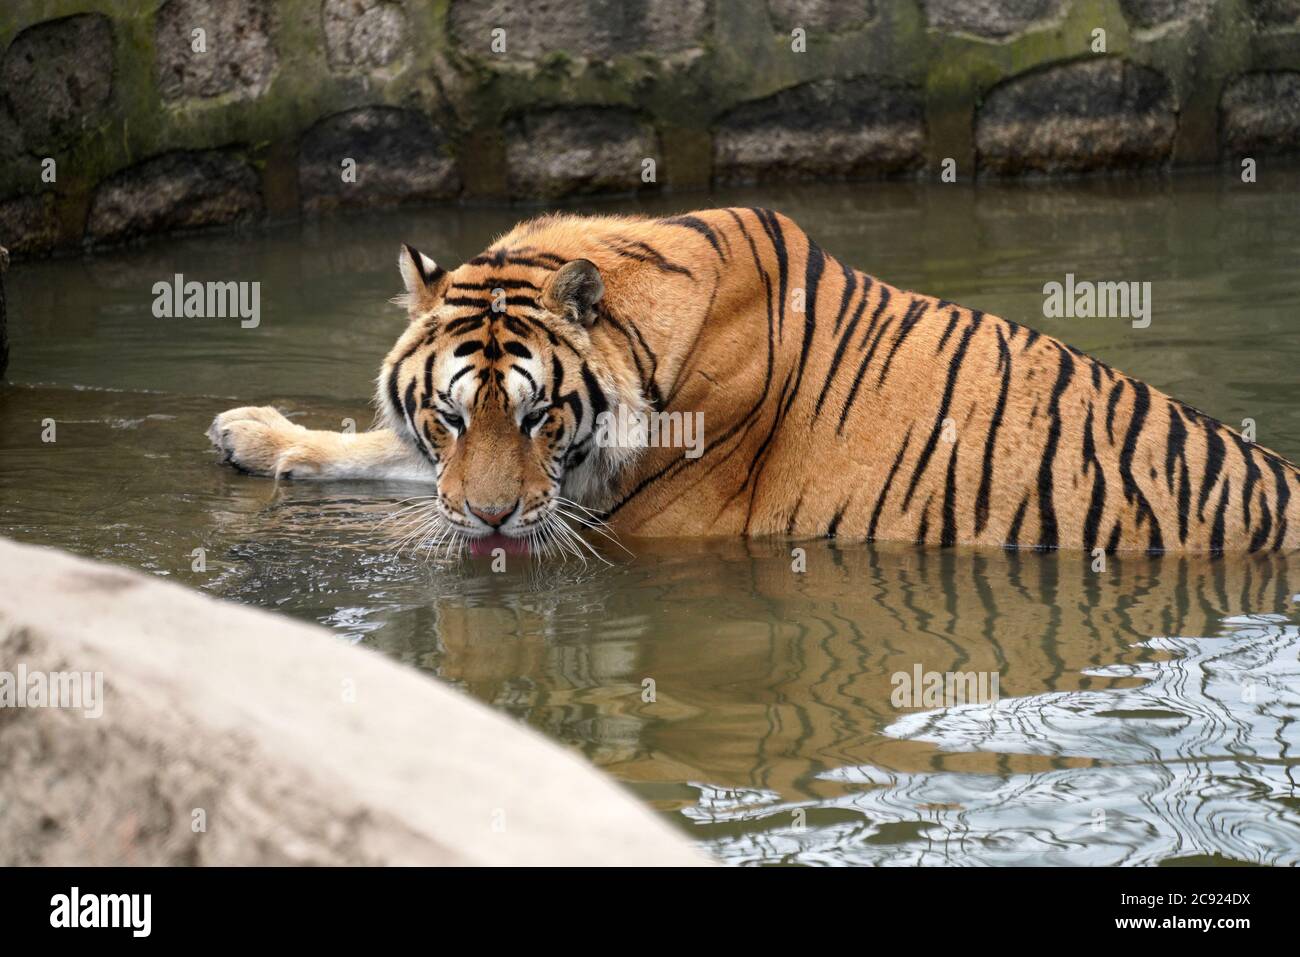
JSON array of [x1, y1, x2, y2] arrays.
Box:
[[468, 532, 531, 558]]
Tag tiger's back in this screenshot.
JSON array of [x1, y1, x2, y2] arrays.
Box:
[[596, 207, 1300, 554]]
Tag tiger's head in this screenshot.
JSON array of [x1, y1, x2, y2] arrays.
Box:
[[377, 237, 647, 556]]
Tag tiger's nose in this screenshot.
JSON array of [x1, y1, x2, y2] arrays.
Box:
[[467, 500, 517, 528]]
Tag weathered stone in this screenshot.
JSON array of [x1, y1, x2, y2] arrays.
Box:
[[1120, 0, 1212, 29], [0, 103, 24, 164], [976, 59, 1176, 175], [767, 0, 875, 32], [87, 151, 264, 246], [713, 77, 924, 185], [322, 0, 409, 71], [0, 245, 8, 378], [0, 537, 709, 866], [449, 0, 710, 60], [505, 108, 656, 199], [155, 0, 277, 101], [298, 107, 460, 213], [922, 0, 1062, 40], [1221, 71, 1300, 157], [0, 195, 60, 257], [0, 14, 113, 154], [1248, 0, 1300, 27]]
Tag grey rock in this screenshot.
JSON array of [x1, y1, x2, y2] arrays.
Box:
[[155, 0, 277, 101], [1120, 0, 1213, 29], [323, 0, 409, 71], [767, 0, 875, 32], [449, 0, 710, 60], [1, 243, 8, 377], [1221, 71, 1300, 156], [714, 77, 925, 185], [922, 0, 1063, 40], [0, 537, 709, 866], [1248, 0, 1300, 27], [0, 14, 114, 154], [0, 194, 60, 257], [0, 101, 23, 161], [87, 151, 264, 246], [505, 108, 657, 199], [976, 58, 1176, 175], [298, 107, 460, 213]]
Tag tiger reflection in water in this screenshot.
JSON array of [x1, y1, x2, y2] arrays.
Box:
[[360, 542, 1300, 865]]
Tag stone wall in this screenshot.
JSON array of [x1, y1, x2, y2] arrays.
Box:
[[1, 0, 1298, 257]]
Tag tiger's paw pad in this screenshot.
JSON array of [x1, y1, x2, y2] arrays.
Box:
[[207, 406, 316, 479]]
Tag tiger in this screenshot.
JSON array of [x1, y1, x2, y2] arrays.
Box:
[[207, 206, 1300, 556]]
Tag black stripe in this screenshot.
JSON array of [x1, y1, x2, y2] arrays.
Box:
[[780, 239, 825, 420], [1165, 406, 1190, 545], [876, 297, 928, 387], [443, 314, 488, 335], [1118, 380, 1164, 553], [662, 215, 726, 260], [867, 427, 913, 541], [936, 310, 960, 353], [834, 290, 894, 433], [1266, 456, 1291, 551], [826, 498, 849, 539], [451, 278, 540, 291], [940, 442, 959, 548], [1081, 403, 1107, 554], [1035, 345, 1075, 551], [974, 327, 1011, 535], [1210, 477, 1231, 556], [902, 313, 981, 510], [1105, 520, 1122, 554], [1197, 421, 1227, 522], [832, 262, 857, 335], [1235, 437, 1262, 534], [751, 208, 789, 340], [813, 274, 871, 417], [1105, 379, 1125, 444], [1005, 495, 1030, 550], [1249, 491, 1272, 553]]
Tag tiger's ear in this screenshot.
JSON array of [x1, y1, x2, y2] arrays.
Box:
[[542, 259, 604, 326], [397, 244, 448, 317]]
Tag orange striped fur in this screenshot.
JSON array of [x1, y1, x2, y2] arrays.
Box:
[[209, 207, 1300, 555]]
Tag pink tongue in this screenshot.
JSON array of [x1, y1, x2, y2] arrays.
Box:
[[470, 533, 530, 558]]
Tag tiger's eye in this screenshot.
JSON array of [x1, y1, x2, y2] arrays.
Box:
[[521, 410, 546, 434]]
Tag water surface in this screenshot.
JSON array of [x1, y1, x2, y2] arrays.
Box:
[[4, 173, 1300, 865]]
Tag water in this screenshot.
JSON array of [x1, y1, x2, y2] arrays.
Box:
[[4, 172, 1300, 866]]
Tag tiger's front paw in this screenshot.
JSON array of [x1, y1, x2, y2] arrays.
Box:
[[207, 406, 318, 479]]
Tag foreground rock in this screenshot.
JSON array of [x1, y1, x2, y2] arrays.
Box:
[[0, 538, 707, 866]]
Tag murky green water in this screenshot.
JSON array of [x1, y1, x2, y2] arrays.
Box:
[[4, 173, 1300, 865]]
